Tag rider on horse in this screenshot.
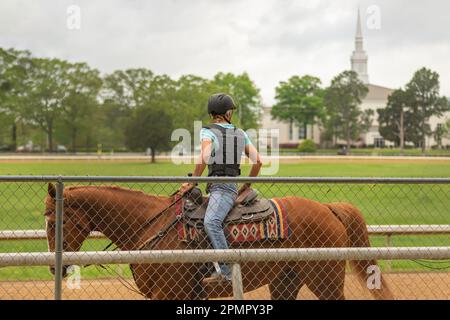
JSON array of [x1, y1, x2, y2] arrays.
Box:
[[180, 93, 263, 284]]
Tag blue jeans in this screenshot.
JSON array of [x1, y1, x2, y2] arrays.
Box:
[[204, 183, 238, 278]]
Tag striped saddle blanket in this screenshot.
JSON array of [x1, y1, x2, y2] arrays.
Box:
[[177, 198, 290, 244]]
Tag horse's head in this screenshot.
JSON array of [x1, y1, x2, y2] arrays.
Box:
[[44, 183, 93, 277]]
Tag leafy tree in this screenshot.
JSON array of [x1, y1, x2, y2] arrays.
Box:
[[21, 57, 71, 152], [61, 63, 102, 152], [360, 109, 375, 137], [406, 67, 450, 152], [102, 68, 156, 108], [0, 113, 10, 146], [445, 117, 450, 140], [212, 72, 262, 130], [319, 101, 341, 147], [125, 106, 173, 163], [0, 48, 32, 150], [377, 89, 420, 151], [101, 69, 176, 150], [434, 117, 450, 149], [272, 75, 324, 140], [172, 75, 213, 132], [323, 71, 368, 148]]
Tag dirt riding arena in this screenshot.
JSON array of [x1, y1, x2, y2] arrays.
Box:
[[1, 273, 448, 300]]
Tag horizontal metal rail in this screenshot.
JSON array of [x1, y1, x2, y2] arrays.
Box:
[[0, 230, 104, 240], [0, 175, 449, 184], [1, 155, 449, 161], [0, 247, 449, 267], [1, 225, 449, 241], [367, 224, 450, 235]]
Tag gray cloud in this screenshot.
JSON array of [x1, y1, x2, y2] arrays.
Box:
[[0, 0, 449, 104]]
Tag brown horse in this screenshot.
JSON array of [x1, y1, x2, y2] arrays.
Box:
[[44, 183, 393, 300]]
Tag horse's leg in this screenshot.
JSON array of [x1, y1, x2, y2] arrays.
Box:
[[131, 263, 197, 300], [191, 263, 209, 300], [269, 263, 304, 300], [305, 261, 346, 300], [154, 263, 201, 299], [130, 264, 153, 298]]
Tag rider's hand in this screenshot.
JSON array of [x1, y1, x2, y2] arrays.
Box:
[[179, 182, 195, 195], [238, 183, 251, 195]]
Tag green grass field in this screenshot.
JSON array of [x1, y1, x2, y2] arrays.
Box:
[[1, 159, 450, 176], [279, 148, 450, 156], [0, 159, 449, 280]]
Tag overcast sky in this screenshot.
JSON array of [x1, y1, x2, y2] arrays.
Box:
[[1, 0, 449, 104]]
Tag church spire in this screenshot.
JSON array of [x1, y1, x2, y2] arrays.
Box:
[[356, 7, 363, 39], [351, 8, 369, 84]]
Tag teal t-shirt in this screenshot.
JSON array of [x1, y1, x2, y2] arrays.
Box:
[[200, 124, 252, 149]]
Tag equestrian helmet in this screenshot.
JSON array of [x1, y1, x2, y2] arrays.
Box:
[[207, 93, 236, 115]]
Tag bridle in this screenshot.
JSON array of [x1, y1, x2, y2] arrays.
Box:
[[100, 189, 187, 252], [45, 208, 92, 251], [85, 190, 188, 298], [133, 190, 185, 250], [46, 189, 190, 298]]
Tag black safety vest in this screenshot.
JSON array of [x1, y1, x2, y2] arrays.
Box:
[[203, 124, 245, 177]]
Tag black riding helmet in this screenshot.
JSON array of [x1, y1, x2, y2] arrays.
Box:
[[207, 93, 236, 115]]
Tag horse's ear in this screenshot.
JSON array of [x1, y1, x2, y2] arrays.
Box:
[[48, 183, 56, 199]]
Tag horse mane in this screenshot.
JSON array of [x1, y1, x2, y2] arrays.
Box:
[[65, 185, 168, 200], [44, 184, 172, 217]]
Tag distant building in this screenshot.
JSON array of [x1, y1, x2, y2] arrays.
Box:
[[262, 10, 449, 149]]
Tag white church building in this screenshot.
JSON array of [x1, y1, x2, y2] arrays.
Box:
[[262, 11, 449, 149]]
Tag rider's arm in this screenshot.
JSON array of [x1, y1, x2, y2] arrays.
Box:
[[239, 143, 263, 193], [179, 140, 212, 193], [245, 143, 263, 177], [192, 139, 212, 177]]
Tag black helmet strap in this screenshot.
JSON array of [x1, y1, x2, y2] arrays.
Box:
[[224, 110, 233, 124], [212, 111, 232, 124]]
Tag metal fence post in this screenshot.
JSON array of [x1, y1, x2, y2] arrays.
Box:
[[54, 179, 64, 300], [386, 233, 392, 272], [232, 263, 244, 300]]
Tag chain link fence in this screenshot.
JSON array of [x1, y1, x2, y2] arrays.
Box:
[[0, 176, 449, 300]]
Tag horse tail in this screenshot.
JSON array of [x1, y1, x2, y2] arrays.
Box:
[[325, 202, 394, 300]]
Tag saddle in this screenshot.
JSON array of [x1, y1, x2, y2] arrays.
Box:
[[182, 187, 274, 227]]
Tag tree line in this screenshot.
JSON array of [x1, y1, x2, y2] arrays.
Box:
[[378, 68, 450, 152], [271, 69, 449, 151], [1, 46, 449, 157], [0, 47, 261, 160]]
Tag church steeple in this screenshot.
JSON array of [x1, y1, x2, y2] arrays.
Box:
[[356, 8, 363, 39], [351, 8, 369, 84]]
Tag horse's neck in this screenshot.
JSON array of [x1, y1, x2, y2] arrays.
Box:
[[72, 187, 172, 249]]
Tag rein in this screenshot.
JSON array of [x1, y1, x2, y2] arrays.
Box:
[[80, 187, 194, 299], [99, 190, 184, 252], [133, 191, 184, 249], [134, 189, 188, 250], [135, 215, 180, 250], [82, 190, 186, 298]]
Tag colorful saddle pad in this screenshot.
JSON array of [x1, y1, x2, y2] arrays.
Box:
[[177, 198, 289, 244]]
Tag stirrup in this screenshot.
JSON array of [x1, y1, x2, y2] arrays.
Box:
[[202, 272, 231, 285]]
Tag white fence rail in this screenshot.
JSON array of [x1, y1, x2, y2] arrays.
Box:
[[1, 247, 450, 267], [1, 225, 449, 241], [1, 247, 449, 300]]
